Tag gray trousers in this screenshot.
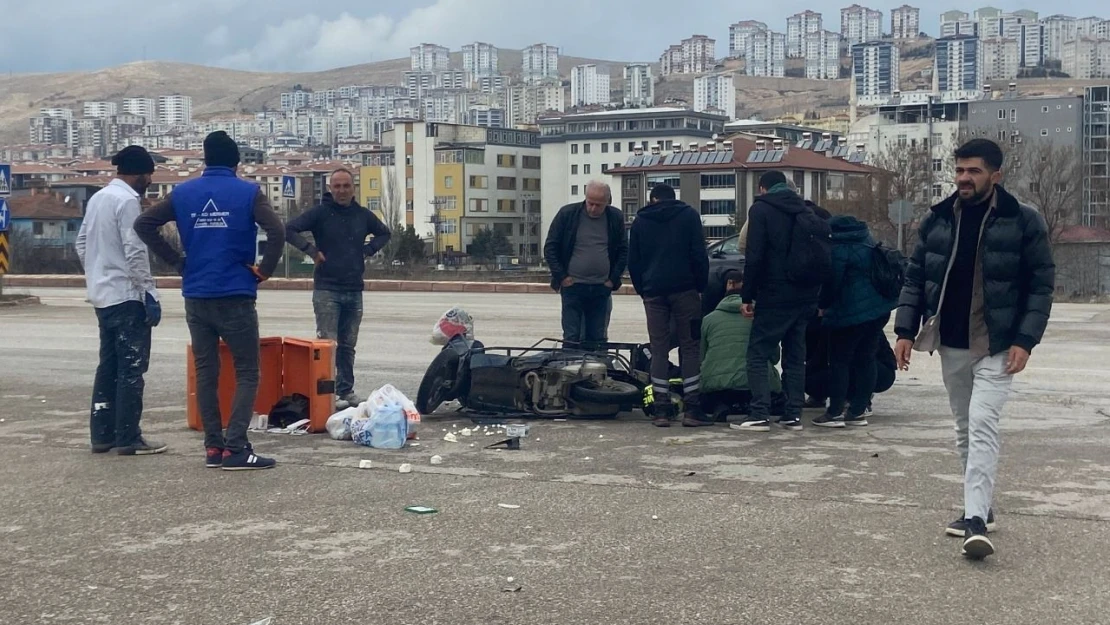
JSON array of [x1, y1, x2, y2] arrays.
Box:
[[939, 347, 1014, 521]]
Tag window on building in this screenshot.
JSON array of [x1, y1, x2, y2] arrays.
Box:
[[932, 158, 943, 172], [998, 109, 1005, 120], [583, 144, 591, 154], [601, 143, 609, 153], [1057, 182, 1068, 193], [464, 150, 485, 165], [497, 154, 517, 167], [368, 198, 382, 212], [932, 184, 944, 197], [405, 155, 413, 165], [522, 155, 541, 169], [571, 144, 579, 154], [1042, 106, 1049, 113], [435, 196, 458, 211], [406, 177, 413, 189], [571, 164, 578, 175], [445, 175, 454, 188], [614, 142, 621, 152], [628, 141, 637, 152], [1010, 109, 1017, 123], [584, 164, 591, 174], [700, 199, 736, 216], [469, 175, 488, 189], [571, 184, 579, 195], [896, 134, 908, 146], [703, 225, 733, 240], [646, 175, 681, 189], [601, 164, 609, 173], [405, 131, 414, 142], [497, 199, 517, 212], [1029, 181, 1041, 193], [496, 176, 517, 190], [406, 201, 414, 212], [369, 178, 380, 189], [700, 173, 736, 189], [793, 170, 805, 195], [493, 222, 513, 236], [614, 163, 620, 170], [522, 178, 541, 191], [470, 198, 489, 212], [1041, 129, 1049, 136]]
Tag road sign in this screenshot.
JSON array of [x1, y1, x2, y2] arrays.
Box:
[[0, 164, 10, 196], [888, 199, 914, 226], [0, 232, 9, 276], [0, 198, 9, 232], [282, 175, 296, 199]]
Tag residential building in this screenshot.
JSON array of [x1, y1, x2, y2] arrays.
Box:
[[475, 75, 509, 95], [974, 6, 1004, 31], [82, 101, 117, 119], [729, 21, 767, 58], [693, 74, 736, 119], [157, 95, 192, 126], [410, 43, 450, 71], [935, 35, 981, 93], [841, 4, 883, 46], [522, 43, 560, 84], [72, 118, 107, 158], [1083, 85, 1110, 227], [39, 108, 73, 120], [1093, 20, 1110, 40], [940, 10, 977, 37], [891, 5, 920, 39], [745, 29, 787, 77], [1063, 37, 1110, 79], [660, 45, 684, 76], [787, 11, 823, 58], [29, 115, 72, 147], [467, 106, 506, 128], [1076, 16, 1105, 38], [310, 89, 337, 110], [106, 114, 146, 153], [980, 37, 1021, 81], [1042, 15, 1078, 61], [536, 107, 728, 240], [570, 64, 611, 107], [122, 98, 156, 121], [403, 69, 466, 98], [623, 64, 655, 108], [682, 35, 716, 74], [359, 122, 543, 262], [852, 41, 900, 105], [966, 94, 1081, 152], [281, 90, 312, 111], [805, 30, 842, 80], [462, 42, 498, 81], [507, 83, 565, 128], [4, 191, 85, 250]]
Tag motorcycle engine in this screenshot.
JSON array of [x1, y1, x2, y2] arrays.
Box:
[[527, 360, 608, 414]]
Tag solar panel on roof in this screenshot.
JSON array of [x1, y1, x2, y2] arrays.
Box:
[[769, 150, 785, 163], [746, 151, 760, 163], [749, 151, 767, 163], [679, 153, 694, 165], [799, 140, 813, 150], [718, 152, 731, 164], [663, 154, 678, 165], [723, 150, 735, 162], [847, 153, 866, 163], [698, 152, 711, 164]]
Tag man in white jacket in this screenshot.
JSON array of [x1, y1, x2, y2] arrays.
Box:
[[75, 145, 166, 456]]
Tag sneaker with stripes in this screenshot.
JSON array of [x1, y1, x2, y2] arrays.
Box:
[[221, 446, 276, 471]]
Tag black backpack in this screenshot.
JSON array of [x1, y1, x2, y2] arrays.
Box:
[[785, 208, 832, 286], [869, 243, 906, 300]]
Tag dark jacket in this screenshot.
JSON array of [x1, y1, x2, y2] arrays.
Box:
[[628, 199, 709, 298], [894, 185, 1055, 356], [820, 215, 897, 328], [285, 193, 392, 292], [740, 189, 822, 308], [543, 202, 628, 291]]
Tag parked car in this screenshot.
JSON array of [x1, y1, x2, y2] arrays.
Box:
[[703, 234, 745, 316]]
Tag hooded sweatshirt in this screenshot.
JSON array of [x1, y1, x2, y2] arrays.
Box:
[[819, 214, 897, 328], [628, 198, 709, 298], [740, 186, 822, 308], [285, 192, 392, 292], [700, 294, 783, 394]]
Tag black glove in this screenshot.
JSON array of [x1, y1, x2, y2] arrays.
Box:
[[144, 292, 162, 327]]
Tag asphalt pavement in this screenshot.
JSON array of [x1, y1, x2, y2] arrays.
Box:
[[2, 288, 1110, 625]]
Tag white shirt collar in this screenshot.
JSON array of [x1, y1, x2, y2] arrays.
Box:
[[109, 178, 140, 198]]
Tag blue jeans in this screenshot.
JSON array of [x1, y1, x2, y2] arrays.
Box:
[[313, 290, 363, 397], [560, 283, 610, 348], [91, 301, 151, 448]]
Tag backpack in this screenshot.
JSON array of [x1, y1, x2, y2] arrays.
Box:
[[785, 208, 832, 286], [869, 243, 906, 300]]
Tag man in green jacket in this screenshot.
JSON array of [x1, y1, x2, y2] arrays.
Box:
[[701, 271, 783, 422]]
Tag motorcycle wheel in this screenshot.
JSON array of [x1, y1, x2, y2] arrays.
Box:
[[416, 349, 461, 415], [569, 379, 642, 405]]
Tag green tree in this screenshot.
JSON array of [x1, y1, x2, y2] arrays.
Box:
[[392, 225, 427, 266], [468, 227, 513, 269]]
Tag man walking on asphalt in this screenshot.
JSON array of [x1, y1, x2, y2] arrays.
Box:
[[135, 131, 286, 471], [629, 183, 712, 428], [895, 138, 1055, 560], [543, 180, 628, 348], [284, 168, 392, 409], [75, 145, 166, 456], [736, 170, 830, 433]]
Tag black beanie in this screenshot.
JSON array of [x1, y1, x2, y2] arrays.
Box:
[[111, 145, 155, 175], [204, 131, 240, 168]]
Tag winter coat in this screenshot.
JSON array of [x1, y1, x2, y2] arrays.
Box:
[[284, 193, 392, 292], [820, 215, 897, 328], [740, 189, 822, 308], [628, 199, 709, 297], [700, 294, 783, 394]]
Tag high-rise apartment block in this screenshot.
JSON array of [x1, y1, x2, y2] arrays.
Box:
[[979, 12, 1044, 67], [157, 95, 192, 126], [462, 42, 498, 80], [122, 98, 156, 121], [623, 64, 655, 108], [411, 43, 450, 71], [852, 41, 900, 104], [980, 37, 1021, 80], [570, 64, 611, 107], [787, 11, 823, 58], [891, 5, 920, 40], [805, 31, 842, 80], [693, 73, 736, 119], [745, 29, 787, 77], [841, 4, 883, 46], [940, 10, 978, 37], [83, 101, 118, 119], [729, 21, 767, 58], [934, 35, 981, 93], [659, 35, 716, 76], [522, 43, 560, 84], [1041, 15, 1077, 61], [1063, 37, 1110, 79]]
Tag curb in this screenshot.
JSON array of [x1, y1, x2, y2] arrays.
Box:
[[1, 275, 639, 296], [0, 295, 42, 308]]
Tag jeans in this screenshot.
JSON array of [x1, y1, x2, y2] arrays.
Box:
[[313, 289, 363, 398], [91, 301, 152, 448], [826, 316, 887, 418], [185, 297, 260, 453], [748, 304, 815, 420], [561, 283, 610, 348], [940, 348, 1013, 521], [644, 290, 702, 408]]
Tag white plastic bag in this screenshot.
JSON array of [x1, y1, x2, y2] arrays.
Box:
[[430, 307, 474, 345], [367, 401, 407, 449], [368, 384, 421, 438], [326, 406, 359, 441]]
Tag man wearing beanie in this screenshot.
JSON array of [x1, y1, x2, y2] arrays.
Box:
[[75, 145, 167, 456], [135, 131, 286, 471]]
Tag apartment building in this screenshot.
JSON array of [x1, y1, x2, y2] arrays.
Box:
[[1063, 37, 1110, 79], [966, 93, 1082, 151], [940, 10, 978, 37], [841, 4, 883, 46], [29, 115, 73, 147], [461, 42, 498, 81], [570, 64, 611, 107], [280, 90, 312, 111], [1083, 86, 1110, 227], [745, 29, 787, 78], [466, 106, 506, 128], [787, 11, 823, 59], [410, 43, 450, 71], [980, 37, 1021, 80], [536, 107, 727, 240], [82, 102, 118, 119], [1041, 15, 1078, 61], [660, 45, 684, 76], [935, 35, 981, 93], [122, 98, 156, 121], [522, 43, 560, 84], [891, 5, 920, 40], [1077, 16, 1106, 38], [507, 83, 565, 127], [359, 122, 542, 261], [852, 41, 900, 105], [403, 69, 467, 99], [805, 30, 842, 80], [157, 95, 193, 126], [729, 21, 767, 58], [623, 64, 655, 108], [693, 74, 736, 120], [682, 35, 716, 74]]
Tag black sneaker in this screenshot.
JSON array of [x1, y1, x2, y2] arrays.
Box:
[[961, 516, 995, 560], [776, 417, 803, 431], [946, 509, 997, 537], [730, 417, 770, 432], [221, 446, 276, 471], [205, 447, 225, 469], [91, 442, 115, 454], [811, 412, 846, 429], [803, 396, 827, 409], [843, 413, 869, 427], [116, 437, 168, 456]]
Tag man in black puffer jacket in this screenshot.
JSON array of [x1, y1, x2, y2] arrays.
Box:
[[894, 138, 1055, 562]]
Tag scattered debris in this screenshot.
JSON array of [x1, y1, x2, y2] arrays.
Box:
[[404, 506, 437, 514], [664, 438, 693, 446], [358, 460, 373, 469], [246, 618, 273, 625], [460, 428, 473, 437], [554, 418, 567, 422], [651, 515, 659, 520], [430, 455, 444, 465], [399, 463, 413, 473], [507, 576, 515, 582], [443, 432, 458, 443], [503, 585, 523, 593], [685, 471, 697, 477], [469, 443, 476, 447], [871, 453, 880, 458], [410, 442, 420, 447], [583, 457, 593, 461], [497, 503, 520, 509], [599, 434, 604, 439], [1098, 408, 1110, 419]]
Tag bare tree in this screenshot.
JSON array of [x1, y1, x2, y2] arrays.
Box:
[[1009, 140, 1084, 244], [378, 167, 406, 264]]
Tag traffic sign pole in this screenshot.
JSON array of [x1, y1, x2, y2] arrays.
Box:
[[0, 165, 10, 293]]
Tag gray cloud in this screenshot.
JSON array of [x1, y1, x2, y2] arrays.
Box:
[[0, 0, 1104, 74]]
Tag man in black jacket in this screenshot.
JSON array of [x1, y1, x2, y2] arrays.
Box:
[[894, 138, 1055, 561], [285, 168, 392, 409], [629, 183, 711, 428], [736, 171, 823, 433], [543, 181, 628, 348]]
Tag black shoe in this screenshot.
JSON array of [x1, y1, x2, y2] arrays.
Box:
[[206, 447, 225, 469], [730, 417, 770, 432], [116, 437, 168, 456], [961, 517, 995, 560], [811, 412, 846, 429], [776, 417, 803, 431], [91, 442, 115, 454], [652, 402, 677, 428], [221, 446, 276, 471], [803, 396, 827, 409], [946, 509, 997, 537], [843, 413, 869, 427]]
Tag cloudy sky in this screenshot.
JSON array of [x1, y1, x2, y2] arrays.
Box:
[[0, 0, 1087, 74]]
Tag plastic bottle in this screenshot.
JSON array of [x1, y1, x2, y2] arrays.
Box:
[[368, 401, 408, 449]]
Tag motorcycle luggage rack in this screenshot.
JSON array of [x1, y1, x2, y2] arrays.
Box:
[[472, 338, 641, 374]]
